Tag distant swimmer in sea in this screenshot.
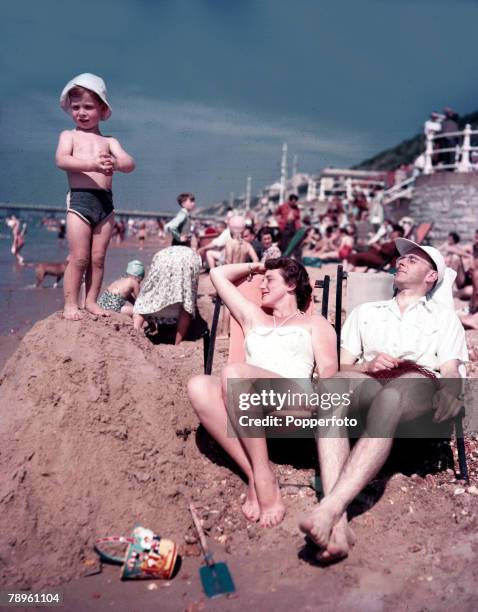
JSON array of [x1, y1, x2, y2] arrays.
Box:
[[57, 219, 66, 246], [56, 73, 135, 320], [6, 215, 26, 265], [97, 260, 145, 316], [137, 222, 147, 250]]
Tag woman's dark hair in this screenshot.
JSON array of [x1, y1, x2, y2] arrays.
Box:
[[449, 231, 460, 244], [265, 257, 312, 311]]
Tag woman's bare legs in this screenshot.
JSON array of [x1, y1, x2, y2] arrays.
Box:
[[85, 214, 115, 316], [175, 307, 192, 344], [187, 373, 260, 522], [63, 213, 92, 320], [188, 362, 286, 527], [221, 363, 286, 527]]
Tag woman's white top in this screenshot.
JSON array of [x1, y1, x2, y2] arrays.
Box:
[[244, 325, 315, 378]]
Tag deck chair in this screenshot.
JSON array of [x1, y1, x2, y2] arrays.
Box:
[[334, 264, 469, 483], [414, 222, 433, 245]]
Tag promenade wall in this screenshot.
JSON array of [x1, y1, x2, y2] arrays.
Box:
[[410, 174, 478, 242]]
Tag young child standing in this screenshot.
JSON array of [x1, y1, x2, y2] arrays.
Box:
[[164, 193, 196, 246], [56, 73, 135, 320]]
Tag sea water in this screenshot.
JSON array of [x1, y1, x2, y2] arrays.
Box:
[[0, 213, 152, 335]]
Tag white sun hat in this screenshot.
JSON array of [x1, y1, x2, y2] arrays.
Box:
[[395, 238, 445, 283], [60, 73, 112, 120]]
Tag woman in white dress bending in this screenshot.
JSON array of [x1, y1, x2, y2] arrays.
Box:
[[188, 258, 337, 527]]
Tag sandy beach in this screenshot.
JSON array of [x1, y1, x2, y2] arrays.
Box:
[[1, 249, 478, 610], [4, 1, 478, 608], [0, 229, 166, 369]]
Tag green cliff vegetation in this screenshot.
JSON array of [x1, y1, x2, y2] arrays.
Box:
[[354, 109, 478, 171]]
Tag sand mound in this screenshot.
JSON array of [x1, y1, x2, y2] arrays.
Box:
[[0, 311, 236, 589], [2, 295, 478, 603]]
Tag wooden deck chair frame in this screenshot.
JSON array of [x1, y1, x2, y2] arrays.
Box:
[[334, 264, 469, 483]]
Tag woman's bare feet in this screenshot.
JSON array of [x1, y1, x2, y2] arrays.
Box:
[[254, 467, 285, 528], [299, 499, 341, 548], [241, 480, 260, 523], [63, 306, 84, 321], [85, 302, 111, 317], [316, 515, 355, 564]]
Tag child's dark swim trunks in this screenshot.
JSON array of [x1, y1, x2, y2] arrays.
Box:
[[67, 188, 114, 227]]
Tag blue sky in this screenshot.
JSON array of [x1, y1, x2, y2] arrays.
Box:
[[2, 0, 478, 212]]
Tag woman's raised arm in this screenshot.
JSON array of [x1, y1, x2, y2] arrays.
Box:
[[210, 262, 264, 329]]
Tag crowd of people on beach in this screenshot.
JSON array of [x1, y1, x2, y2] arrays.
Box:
[[2, 72, 473, 566]]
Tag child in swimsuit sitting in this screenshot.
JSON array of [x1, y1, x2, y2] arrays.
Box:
[[97, 260, 145, 315], [56, 73, 135, 320]]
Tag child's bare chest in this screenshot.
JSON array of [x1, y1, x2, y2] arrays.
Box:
[[71, 132, 110, 158]]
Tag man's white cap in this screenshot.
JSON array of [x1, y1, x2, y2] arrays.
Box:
[[395, 238, 445, 283], [60, 73, 112, 120]]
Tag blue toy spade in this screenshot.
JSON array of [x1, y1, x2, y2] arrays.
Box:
[[189, 503, 236, 599]]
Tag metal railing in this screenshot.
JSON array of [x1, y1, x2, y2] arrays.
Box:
[[381, 175, 415, 204], [312, 176, 385, 202], [424, 124, 478, 174]]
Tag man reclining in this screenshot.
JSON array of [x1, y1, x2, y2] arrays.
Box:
[[300, 239, 468, 563]]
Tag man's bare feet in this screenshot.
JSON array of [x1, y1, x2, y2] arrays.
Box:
[[63, 306, 84, 321], [316, 515, 355, 564], [85, 302, 111, 317], [241, 480, 260, 523], [254, 468, 285, 528], [299, 499, 341, 548]]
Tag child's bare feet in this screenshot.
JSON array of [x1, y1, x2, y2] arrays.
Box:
[[63, 306, 84, 321], [85, 302, 111, 317]]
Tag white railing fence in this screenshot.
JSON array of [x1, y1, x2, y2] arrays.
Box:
[[424, 124, 478, 174]]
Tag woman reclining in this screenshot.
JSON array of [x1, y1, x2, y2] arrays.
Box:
[[188, 258, 337, 527]]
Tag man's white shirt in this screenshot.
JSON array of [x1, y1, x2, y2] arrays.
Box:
[[341, 297, 468, 374]]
